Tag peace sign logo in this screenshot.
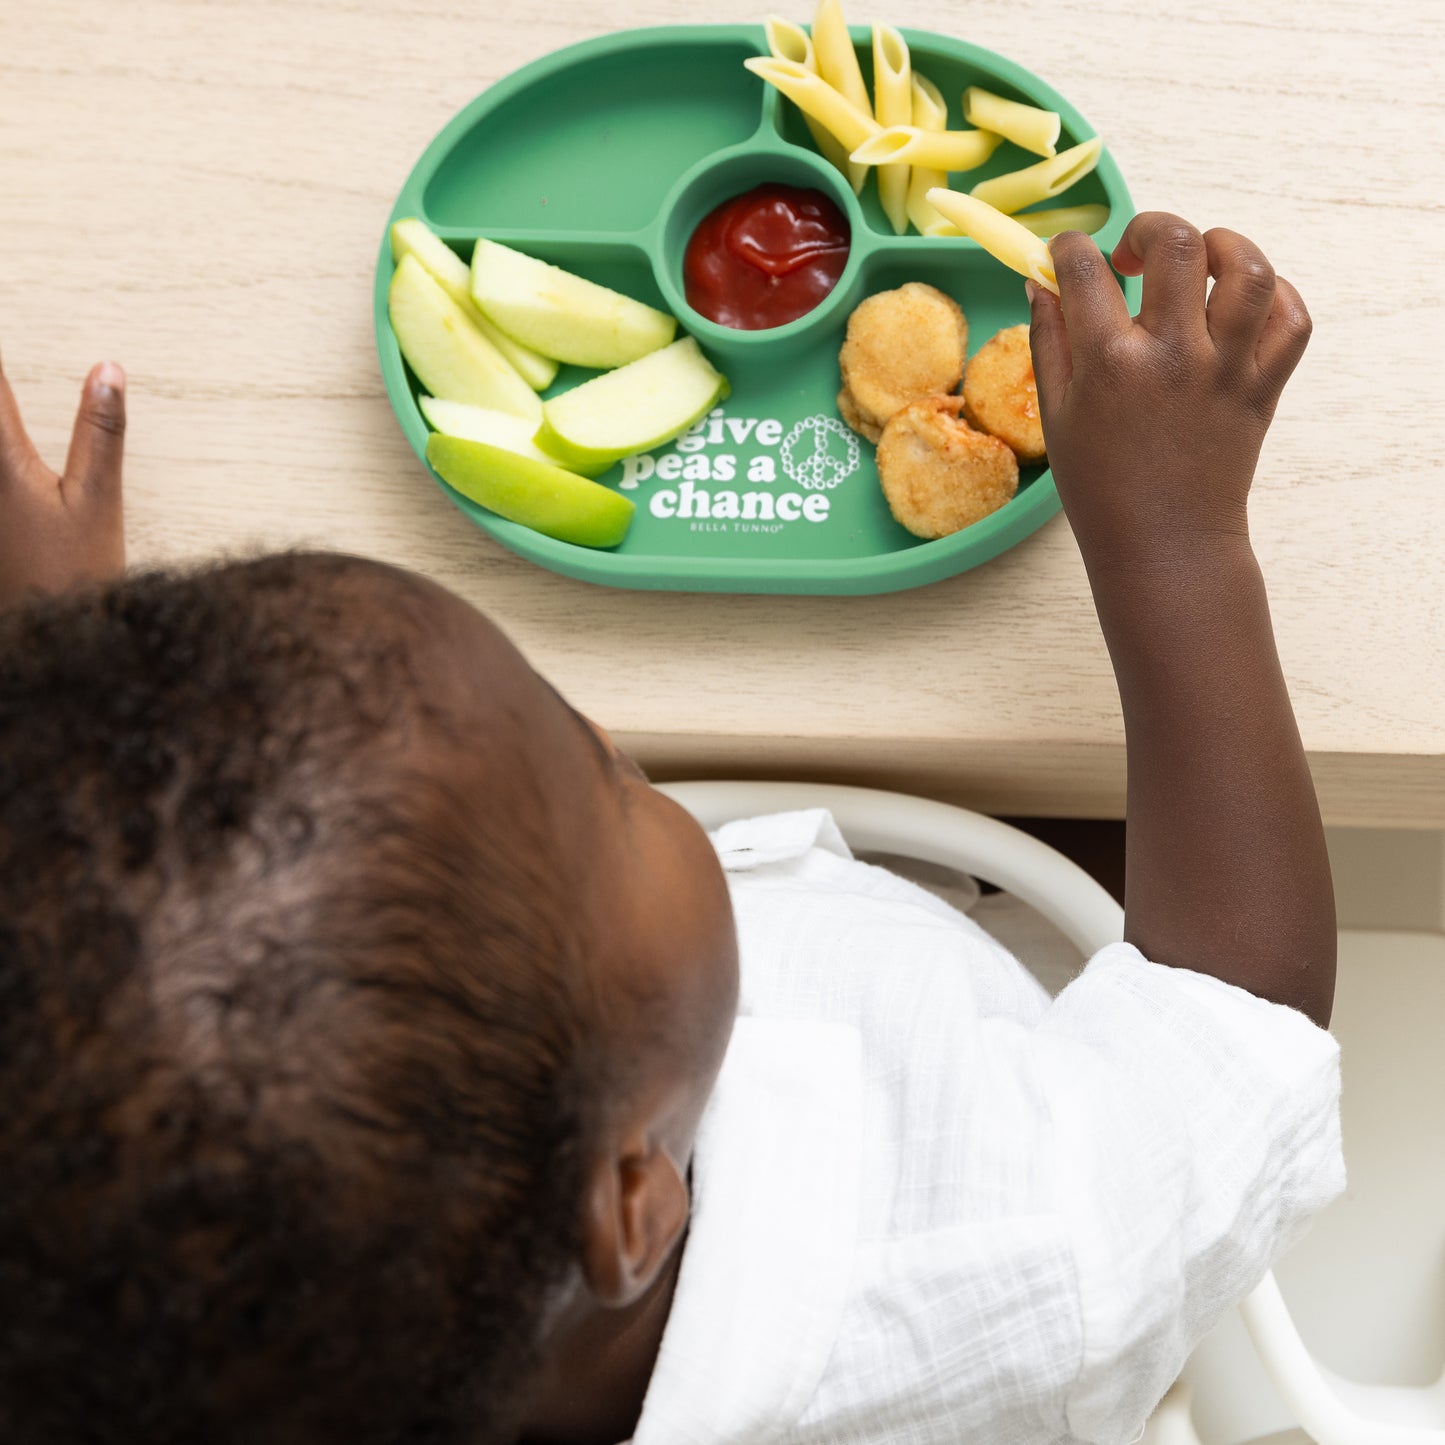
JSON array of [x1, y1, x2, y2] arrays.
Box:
[[780, 414, 860, 492]]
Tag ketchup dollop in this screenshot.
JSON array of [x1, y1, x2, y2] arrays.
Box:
[[684, 183, 850, 331]]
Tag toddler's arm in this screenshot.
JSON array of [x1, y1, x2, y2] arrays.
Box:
[[0, 345, 127, 608], [1028, 214, 1335, 1026]]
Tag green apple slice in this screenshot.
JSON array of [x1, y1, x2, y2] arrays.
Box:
[[471, 238, 676, 369], [390, 219, 558, 390], [426, 434, 634, 550], [417, 396, 556, 463], [418, 396, 608, 478], [388, 254, 541, 422], [537, 337, 727, 472]]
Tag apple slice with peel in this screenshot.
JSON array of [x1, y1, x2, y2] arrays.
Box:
[[426, 434, 634, 550], [389, 254, 541, 422], [390, 219, 558, 391], [537, 337, 727, 473], [417, 395, 562, 464], [418, 396, 608, 477], [471, 238, 676, 369]]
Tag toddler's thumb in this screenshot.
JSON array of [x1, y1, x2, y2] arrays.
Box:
[[1025, 279, 1070, 414], [65, 361, 127, 498]]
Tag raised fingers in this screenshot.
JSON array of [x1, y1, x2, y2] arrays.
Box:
[[0, 344, 42, 478], [63, 362, 127, 502], [1204, 229, 1277, 354], [1112, 212, 1208, 340], [1254, 275, 1312, 393]]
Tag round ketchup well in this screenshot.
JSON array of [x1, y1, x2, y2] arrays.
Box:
[[683, 183, 850, 331]]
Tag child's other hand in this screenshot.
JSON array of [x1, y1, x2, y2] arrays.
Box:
[[1026, 212, 1312, 574], [0, 346, 126, 608]]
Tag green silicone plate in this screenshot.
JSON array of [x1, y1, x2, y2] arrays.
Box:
[[374, 24, 1139, 595]]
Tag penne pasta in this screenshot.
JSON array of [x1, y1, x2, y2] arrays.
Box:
[[905, 72, 950, 235], [926, 202, 1113, 240], [1011, 202, 1111, 237], [969, 135, 1104, 215], [763, 14, 810, 61], [811, 0, 873, 194], [962, 86, 1060, 158], [743, 56, 880, 154], [909, 72, 947, 129], [852, 124, 1003, 172], [764, 15, 854, 183], [872, 25, 912, 234], [925, 188, 1060, 294]]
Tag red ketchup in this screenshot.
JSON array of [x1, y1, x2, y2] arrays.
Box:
[[684, 183, 850, 330]]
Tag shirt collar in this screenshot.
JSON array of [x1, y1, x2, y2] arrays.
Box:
[[629, 1014, 863, 1445], [709, 808, 853, 873]]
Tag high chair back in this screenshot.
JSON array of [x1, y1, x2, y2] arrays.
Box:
[[660, 779, 1123, 955], [661, 781, 1445, 1445]]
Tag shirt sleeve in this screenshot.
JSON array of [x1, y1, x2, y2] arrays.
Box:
[[1036, 942, 1345, 1445]]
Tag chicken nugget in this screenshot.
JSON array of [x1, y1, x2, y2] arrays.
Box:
[[838, 282, 967, 438], [962, 323, 1046, 463], [836, 385, 882, 444], [876, 394, 1018, 539]]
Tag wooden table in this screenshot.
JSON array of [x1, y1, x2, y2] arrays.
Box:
[[4, 0, 1441, 825]]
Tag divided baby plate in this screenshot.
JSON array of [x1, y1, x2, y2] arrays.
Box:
[[374, 24, 1139, 595]]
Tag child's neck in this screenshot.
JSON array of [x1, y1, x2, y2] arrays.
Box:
[[516, 1236, 686, 1445]]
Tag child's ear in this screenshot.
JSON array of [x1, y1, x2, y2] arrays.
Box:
[[580, 1131, 690, 1308]]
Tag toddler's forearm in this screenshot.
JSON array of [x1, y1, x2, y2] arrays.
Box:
[[1031, 214, 1330, 1022], [1088, 543, 1335, 1025]]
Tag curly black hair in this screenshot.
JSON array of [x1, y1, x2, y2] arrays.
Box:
[[0, 554, 597, 1444]]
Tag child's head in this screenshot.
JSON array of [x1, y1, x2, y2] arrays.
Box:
[[0, 552, 738, 1444]]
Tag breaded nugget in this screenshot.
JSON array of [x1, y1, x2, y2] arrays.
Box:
[[838, 282, 967, 438], [836, 385, 882, 444], [962, 323, 1046, 463], [876, 395, 1018, 539]]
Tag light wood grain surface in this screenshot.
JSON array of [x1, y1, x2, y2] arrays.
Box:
[[3, 0, 1441, 824]]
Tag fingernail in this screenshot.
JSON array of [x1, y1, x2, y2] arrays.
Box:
[[94, 360, 125, 397], [1024, 280, 1038, 305]]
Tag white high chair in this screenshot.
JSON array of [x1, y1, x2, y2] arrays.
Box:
[[660, 780, 1445, 1445]]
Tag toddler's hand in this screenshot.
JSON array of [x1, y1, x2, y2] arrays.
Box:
[[0, 347, 126, 608], [1026, 213, 1311, 573]]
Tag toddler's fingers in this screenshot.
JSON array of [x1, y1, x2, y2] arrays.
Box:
[[1115, 212, 1208, 342], [63, 362, 127, 501], [1204, 228, 1277, 355], [1025, 279, 1071, 414], [1049, 230, 1131, 363], [1253, 276, 1312, 393], [0, 344, 42, 478]]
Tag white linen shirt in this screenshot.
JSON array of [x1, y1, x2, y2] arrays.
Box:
[[629, 810, 1344, 1445]]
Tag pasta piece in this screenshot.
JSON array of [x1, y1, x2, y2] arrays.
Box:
[[811, 0, 873, 194], [969, 136, 1104, 215], [905, 73, 950, 235], [1012, 202, 1110, 237], [925, 188, 1060, 294], [743, 57, 880, 154], [852, 125, 1003, 172], [764, 16, 855, 186], [926, 202, 1112, 240], [910, 73, 948, 128], [962, 86, 1060, 158], [763, 15, 810, 61], [872, 25, 912, 234]]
